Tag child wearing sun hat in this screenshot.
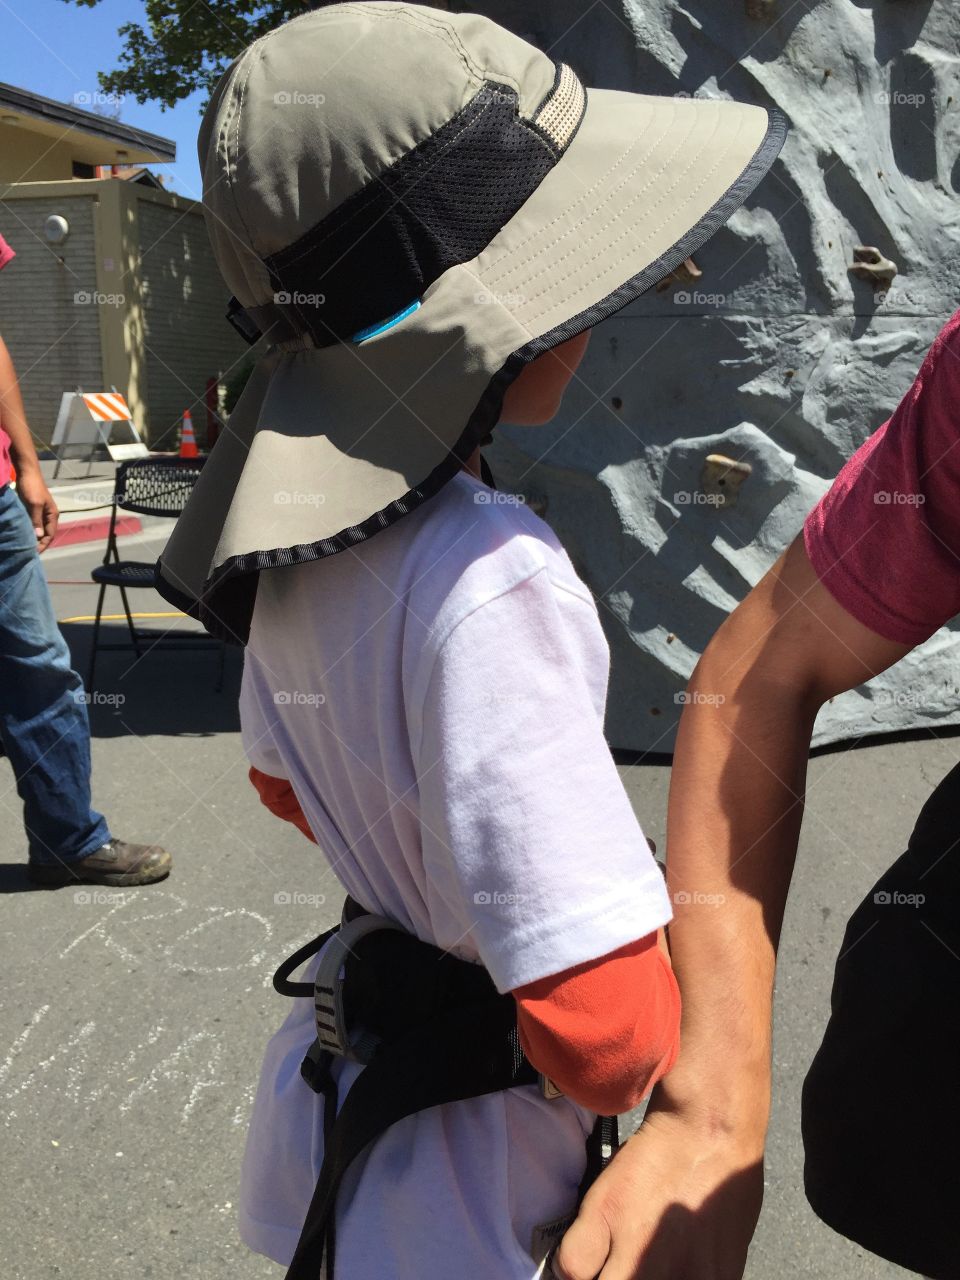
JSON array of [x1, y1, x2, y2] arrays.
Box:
[[157, 5, 785, 1276]]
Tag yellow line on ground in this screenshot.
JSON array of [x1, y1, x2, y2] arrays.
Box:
[[59, 611, 186, 623]]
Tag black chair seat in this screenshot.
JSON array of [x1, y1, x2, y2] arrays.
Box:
[[91, 560, 157, 587], [87, 457, 224, 694]]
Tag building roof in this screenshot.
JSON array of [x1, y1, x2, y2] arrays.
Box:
[[0, 81, 175, 167]]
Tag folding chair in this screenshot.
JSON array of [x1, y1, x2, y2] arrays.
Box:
[[87, 457, 226, 692]]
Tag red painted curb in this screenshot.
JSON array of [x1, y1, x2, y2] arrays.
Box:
[[49, 514, 142, 549]]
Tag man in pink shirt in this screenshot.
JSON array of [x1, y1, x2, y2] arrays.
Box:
[[556, 314, 960, 1280], [0, 232, 171, 886]]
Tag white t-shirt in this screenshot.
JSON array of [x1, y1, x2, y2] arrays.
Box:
[[238, 470, 672, 1277]]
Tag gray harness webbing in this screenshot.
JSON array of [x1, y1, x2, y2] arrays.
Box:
[[272, 897, 619, 1279]]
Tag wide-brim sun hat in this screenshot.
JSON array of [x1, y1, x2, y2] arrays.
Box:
[[156, 0, 787, 642]]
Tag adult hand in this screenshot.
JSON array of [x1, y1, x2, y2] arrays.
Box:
[[16, 464, 59, 551], [553, 1096, 765, 1280]]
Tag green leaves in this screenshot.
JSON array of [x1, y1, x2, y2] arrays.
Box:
[[62, 0, 315, 108]]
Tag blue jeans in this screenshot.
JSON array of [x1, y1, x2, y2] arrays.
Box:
[[0, 483, 110, 863]]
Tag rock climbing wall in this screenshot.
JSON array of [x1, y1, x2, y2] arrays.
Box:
[[469, 0, 960, 751]]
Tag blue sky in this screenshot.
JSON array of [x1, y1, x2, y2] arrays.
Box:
[[0, 0, 205, 196]]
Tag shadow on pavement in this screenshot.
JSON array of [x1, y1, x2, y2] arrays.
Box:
[[0, 864, 45, 894], [61, 621, 243, 738]]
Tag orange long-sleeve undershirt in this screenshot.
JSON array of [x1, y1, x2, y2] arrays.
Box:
[[250, 767, 681, 1114]]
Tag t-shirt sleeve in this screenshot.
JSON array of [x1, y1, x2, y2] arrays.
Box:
[[413, 566, 673, 994], [240, 648, 289, 779], [803, 311, 960, 645]]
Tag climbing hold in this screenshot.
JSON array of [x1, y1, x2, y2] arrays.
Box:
[[745, 0, 776, 18], [656, 255, 702, 291], [701, 454, 753, 508], [849, 245, 898, 288]]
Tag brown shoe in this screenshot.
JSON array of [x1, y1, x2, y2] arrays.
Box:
[[28, 838, 172, 888]]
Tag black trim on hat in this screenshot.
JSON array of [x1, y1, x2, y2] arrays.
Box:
[[156, 106, 788, 644]]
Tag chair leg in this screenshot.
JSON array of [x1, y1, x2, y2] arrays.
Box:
[[215, 640, 227, 693], [87, 583, 107, 692], [118, 585, 142, 655]]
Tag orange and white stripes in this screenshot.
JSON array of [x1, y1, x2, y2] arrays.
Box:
[[81, 392, 131, 421]]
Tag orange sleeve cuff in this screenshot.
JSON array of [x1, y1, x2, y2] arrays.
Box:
[[513, 934, 681, 1115], [248, 766, 317, 843]]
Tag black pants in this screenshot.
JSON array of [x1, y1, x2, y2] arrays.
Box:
[[802, 760, 960, 1279]]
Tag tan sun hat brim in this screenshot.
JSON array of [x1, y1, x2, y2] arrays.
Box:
[[157, 88, 785, 641]]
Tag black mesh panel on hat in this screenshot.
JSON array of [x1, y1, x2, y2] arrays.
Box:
[[263, 82, 563, 347]]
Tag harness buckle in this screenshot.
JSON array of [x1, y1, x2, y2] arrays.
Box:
[[312, 912, 406, 1063]]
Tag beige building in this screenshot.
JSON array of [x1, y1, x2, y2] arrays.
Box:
[[0, 81, 247, 449]]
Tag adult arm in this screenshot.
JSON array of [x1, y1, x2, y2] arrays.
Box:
[[555, 535, 911, 1280], [557, 310, 960, 1279], [0, 336, 58, 550]]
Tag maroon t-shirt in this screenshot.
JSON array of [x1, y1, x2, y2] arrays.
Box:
[[804, 310, 960, 646]]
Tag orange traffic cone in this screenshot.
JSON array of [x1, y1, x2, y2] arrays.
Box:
[[179, 409, 199, 458]]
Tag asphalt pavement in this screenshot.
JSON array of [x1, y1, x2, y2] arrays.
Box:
[[0, 515, 943, 1279]]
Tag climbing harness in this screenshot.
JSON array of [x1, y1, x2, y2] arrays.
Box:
[[272, 897, 620, 1278]]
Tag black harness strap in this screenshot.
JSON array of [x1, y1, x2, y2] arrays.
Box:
[[274, 901, 619, 1279]]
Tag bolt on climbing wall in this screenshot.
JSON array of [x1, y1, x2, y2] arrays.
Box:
[[473, 0, 960, 751]]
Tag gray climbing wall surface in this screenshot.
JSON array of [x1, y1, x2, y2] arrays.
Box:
[[470, 0, 960, 751]]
